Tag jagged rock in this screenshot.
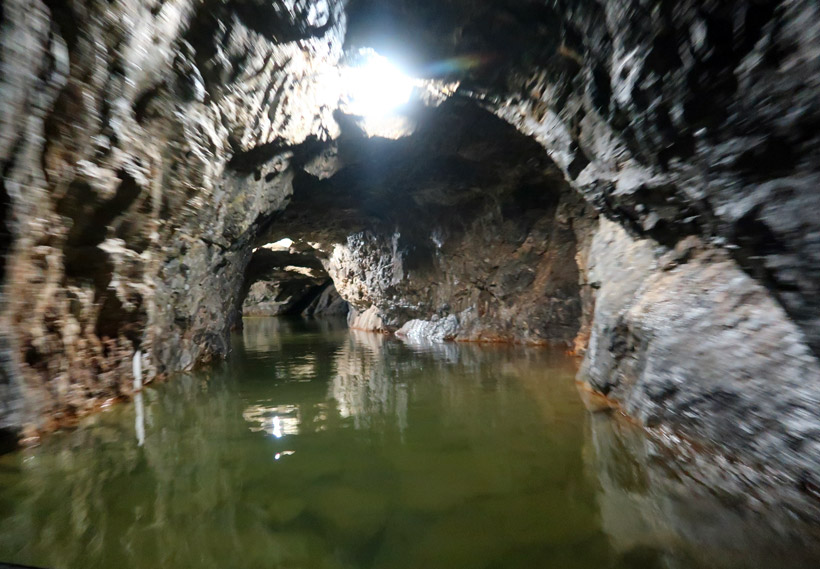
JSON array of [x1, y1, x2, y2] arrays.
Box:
[[262, 100, 595, 345], [0, 0, 346, 438], [580, 219, 820, 484], [301, 284, 349, 318], [240, 246, 330, 317], [397, 315, 461, 343], [344, 0, 820, 505]]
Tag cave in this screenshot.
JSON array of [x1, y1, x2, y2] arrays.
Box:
[[232, 97, 591, 346], [2, 0, 820, 567], [238, 238, 348, 320]]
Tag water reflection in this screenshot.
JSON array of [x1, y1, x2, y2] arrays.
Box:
[[0, 318, 818, 569], [243, 404, 301, 437], [330, 330, 407, 431], [586, 412, 820, 569], [134, 391, 145, 447]]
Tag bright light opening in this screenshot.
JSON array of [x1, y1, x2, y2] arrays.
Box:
[[341, 50, 415, 117], [252, 237, 293, 253]]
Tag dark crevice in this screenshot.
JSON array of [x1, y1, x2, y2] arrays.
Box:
[[95, 289, 145, 347], [0, 138, 22, 286], [42, 0, 78, 52], [285, 279, 332, 315], [0, 427, 19, 455], [730, 206, 795, 295], [734, 135, 797, 181], [59, 173, 142, 306], [226, 135, 329, 173], [133, 84, 163, 124], [567, 145, 591, 179], [61, 172, 141, 250]]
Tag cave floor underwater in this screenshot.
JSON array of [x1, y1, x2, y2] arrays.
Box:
[[0, 317, 819, 569]]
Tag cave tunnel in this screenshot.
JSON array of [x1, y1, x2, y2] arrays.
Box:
[[2, 0, 820, 567], [232, 94, 588, 347], [239, 238, 348, 320]]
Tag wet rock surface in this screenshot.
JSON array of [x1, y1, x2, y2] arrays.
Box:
[[240, 245, 347, 318], [581, 219, 820, 487]]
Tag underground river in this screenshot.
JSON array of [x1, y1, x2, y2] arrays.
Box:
[[1, 317, 819, 569]]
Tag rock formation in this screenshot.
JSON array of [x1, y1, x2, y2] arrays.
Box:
[[1, 0, 819, 517], [254, 100, 595, 345], [240, 243, 344, 318], [1, 0, 346, 437]]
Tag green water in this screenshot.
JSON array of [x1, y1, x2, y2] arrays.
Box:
[[1, 317, 819, 569]]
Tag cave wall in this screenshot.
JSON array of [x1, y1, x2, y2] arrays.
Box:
[[0, 0, 346, 438], [347, 0, 820, 352], [239, 245, 343, 317], [343, 0, 820, 491], [581, 218, 820, 480], [491, 0, 820, 355], [259, 100, 596, 346], [489, 0, 820, 486]]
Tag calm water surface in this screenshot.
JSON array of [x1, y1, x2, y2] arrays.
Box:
[[1, 317, 819, 569]]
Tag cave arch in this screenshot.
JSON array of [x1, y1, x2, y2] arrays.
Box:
[[230, 98, 592, 345]]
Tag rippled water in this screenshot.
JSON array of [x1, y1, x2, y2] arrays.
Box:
[[1, 317, 819, 569]]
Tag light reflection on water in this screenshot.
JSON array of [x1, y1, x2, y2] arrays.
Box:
[[0, 317, 818, 569]]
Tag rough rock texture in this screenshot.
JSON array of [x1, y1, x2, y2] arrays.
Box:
[[345, 0, 820, 501], [351, 0, 820, 358], [581, 219, 820, 484], [495, 0, 820, 360], [1, 0, 820, 518], [0, 0, 346, 438], [239, 244, 346, 317], [489, 0, 820, 493], [262, 100, 596, 345], [302, 283, 349, 318]]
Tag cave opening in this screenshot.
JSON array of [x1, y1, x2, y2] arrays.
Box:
[[230, 93, 590, 345], [238, 237, 349, 322]]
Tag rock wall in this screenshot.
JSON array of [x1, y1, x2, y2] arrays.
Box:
[[239, 245, 344, 317], [344, 0, 820, 499], [581, 219, 820, 483], [348, 2, 820, 359], [258, 100, 597, 346], [498, 0, 820, 360], [490, 0, 820, 490], [496, 0, 820, 497], [0, 0, 346, 438]]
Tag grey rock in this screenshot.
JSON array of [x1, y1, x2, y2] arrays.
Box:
[[0, 0, 346, 437], [581, 219, 820, 484]]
